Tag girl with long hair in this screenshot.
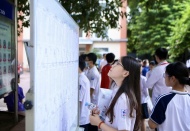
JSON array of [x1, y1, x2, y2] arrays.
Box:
[[90, 56, 141, 131]]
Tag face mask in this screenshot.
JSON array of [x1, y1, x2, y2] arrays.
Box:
[[85, 62, 89, 67]]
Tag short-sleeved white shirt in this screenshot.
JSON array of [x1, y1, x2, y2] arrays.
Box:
[[104, 87, 136, 131], [79, 72, 91, 125], [145, 61, 172, 105], [86, 66, 101, 105], [140, 75, 149, 103], [150, 90, 190, 131]]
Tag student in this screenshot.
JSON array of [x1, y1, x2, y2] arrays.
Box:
[[148, 62, 190, 131], [146, 48, 171, 105], [4, 78, 25, 112], [85, 53, 100, 105], [140, 75, 149, 131], [99, 54, 107, 72], [90, 56, 141, 131], [79, 54, 88, 75], [101, 53, 115, 89], [142, 59, 150, 77], [85, 53, 101, 131], [145, 61, 155, 111], [79, 59, 91, 131], [138, 60, 149, 131], [146, 61, 156, 78]]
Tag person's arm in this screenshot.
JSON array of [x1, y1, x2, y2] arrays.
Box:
[[89, 74, 98, 97], [90, 114, 127, 131], [148, 96, 166, 129], [142, 77, 148, 97], [148, 119, 157, 129], [145, 68, 160, 89]]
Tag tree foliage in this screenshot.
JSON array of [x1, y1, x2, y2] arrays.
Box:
[[17, 0, 126, 38], [127, 0, 190, 60], [168, 1, 190, 59]]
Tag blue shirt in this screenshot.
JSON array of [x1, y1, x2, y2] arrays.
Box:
[[4, 86, 25, 112], [142, 66, 149, 76]]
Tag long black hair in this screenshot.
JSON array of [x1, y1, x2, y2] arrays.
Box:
[[105, 56, 141, 130], [166, 62, 190, 85]]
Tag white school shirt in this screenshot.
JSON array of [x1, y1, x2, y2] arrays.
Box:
[[86, 66, 101, 105], [79, 72, 91, 125], [104, 87, 136, 131], [145, 61, 172, 105], [110, 81, 117, 90], [146, 70, 152, 78], [150, 90, 190, 131], [140, 75, 149, 103]]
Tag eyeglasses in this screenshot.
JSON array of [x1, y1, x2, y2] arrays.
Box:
[[113, 61, 124, 68], [163, 73, 170, 78]]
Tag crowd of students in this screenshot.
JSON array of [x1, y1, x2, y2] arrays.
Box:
[[78, 47, 190, 131], [5, 47, 189, 131]]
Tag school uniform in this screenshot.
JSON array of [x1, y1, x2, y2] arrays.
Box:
[[104, 87, 136, 131], [146, 61, 172, 105], [79, 72, 91, 130], [146, 70, 152, 78], [140, 75, 149, 119], [110, 82, 117, 90], [150, 90, 190, 131], [86, 66, 100, 105]]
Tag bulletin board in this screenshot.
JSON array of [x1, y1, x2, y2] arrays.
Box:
[[0, 0, 15, 98], [26, 0, 80, 131]]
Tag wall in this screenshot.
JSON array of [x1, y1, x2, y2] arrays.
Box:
[[93, 42, 120, 59]]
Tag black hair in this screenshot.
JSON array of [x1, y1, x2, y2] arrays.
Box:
[[86, 53, 97, 64], [149, 61, 156, 66], [136, 58, 142, 63], [106, 53, 115, 63], [155, 47, 168, 60], [79, 59, 86, 71], [79, 54, 87, 61], [111, 59, 118, 65], [103, 53, 106, 57], [142, 59, 149, 66], [106, 56, 141, 130], [166, 62, 190, 85]]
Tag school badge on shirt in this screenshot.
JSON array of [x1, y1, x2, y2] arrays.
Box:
[[121, 109, 127, 118]]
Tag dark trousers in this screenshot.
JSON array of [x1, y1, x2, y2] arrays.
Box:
[[88, 124, 98, 131], [80, 124, 90, 131]]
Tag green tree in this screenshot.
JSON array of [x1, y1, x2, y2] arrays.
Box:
[[17, 0, 126, 38], [127, 0, 190, 60], [168, 1, 190, 60]]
